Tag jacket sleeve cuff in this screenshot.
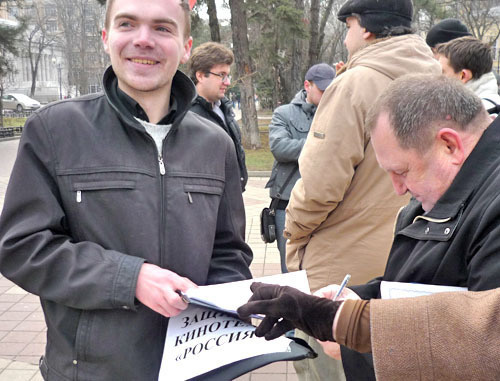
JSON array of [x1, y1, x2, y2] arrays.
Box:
[[336, 299, 371, 353], [112, 254, 146, 311]]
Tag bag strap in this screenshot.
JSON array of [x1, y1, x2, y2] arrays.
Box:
[[485, 98, 500, 115], [270, 167, 298, 211]]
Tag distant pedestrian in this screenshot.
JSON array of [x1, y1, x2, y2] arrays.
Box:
[[266, 63, 334, 273]]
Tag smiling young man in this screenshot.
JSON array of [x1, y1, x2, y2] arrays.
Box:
[[188, 42, 248, 191], [0, 0, 252, 379], [283, 0, 440, 379]]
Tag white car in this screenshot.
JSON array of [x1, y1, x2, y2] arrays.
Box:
[[2, 93, 41, 112]]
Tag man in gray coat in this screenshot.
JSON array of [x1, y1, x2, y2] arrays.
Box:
[[266, 63, 335, 273]]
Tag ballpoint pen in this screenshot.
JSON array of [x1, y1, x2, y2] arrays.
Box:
[[333, 274, 351, 301]]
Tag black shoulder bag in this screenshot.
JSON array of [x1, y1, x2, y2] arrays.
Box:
[[260, 168, 298, 243]]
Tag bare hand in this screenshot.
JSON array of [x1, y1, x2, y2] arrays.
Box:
[[317, 340, 342, 360], [314, 284, 360, 301], [335, 61, 345, 72], [135, 263, 197, 317]]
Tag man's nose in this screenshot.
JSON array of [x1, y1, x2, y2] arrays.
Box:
[[134, 26, 155, 48], [390, 174, 408, 196]]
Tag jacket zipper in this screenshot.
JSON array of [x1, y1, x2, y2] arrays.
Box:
[[158, 155, 166, 176]]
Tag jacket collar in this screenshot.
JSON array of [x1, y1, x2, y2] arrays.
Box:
[[194, 94, 231, 110], [102, 65, 197, 129], [424, 117, 500, 220], [291, 89, 316, 115]]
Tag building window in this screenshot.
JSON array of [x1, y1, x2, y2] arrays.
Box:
[[46, 20, 58, 33], [45, 5, 57, 18], [89, 84, 101, 93]]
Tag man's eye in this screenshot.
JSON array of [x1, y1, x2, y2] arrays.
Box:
[[157, 26, 171, 33], [119, 21, 131, 28]]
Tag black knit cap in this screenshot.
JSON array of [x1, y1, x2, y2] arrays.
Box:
[[337, 0, 413, 34], [426, 18, 471, 48]]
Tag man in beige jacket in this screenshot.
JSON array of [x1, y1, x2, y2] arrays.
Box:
[[284, 0, 440, 378]]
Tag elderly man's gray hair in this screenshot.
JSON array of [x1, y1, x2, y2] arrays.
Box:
[[367, 74, 487, 152]]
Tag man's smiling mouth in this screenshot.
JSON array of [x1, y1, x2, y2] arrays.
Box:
[[130, 58, 157, 65]]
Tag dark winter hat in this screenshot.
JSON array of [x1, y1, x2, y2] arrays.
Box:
[[337, 0, 413, 34], [426, 18, 471, 48], [305, 63, 335, 91]]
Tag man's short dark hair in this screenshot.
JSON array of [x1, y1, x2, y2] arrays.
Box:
[[188, 42, 234, 84], [367, 74, 487, 152], [105, 0, 191, 39], [436, 36, 493, 80]]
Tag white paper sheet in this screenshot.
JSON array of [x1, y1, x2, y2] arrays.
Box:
[[381, 281, 467, 299], [185, 270, 310, 313], [159, 271, 310, 380]]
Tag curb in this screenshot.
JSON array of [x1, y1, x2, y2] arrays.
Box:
[[248, 171, 271, 178], [0, 136, 21, 142]]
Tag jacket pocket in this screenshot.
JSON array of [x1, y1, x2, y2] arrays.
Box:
[[184, 184, 223, 204], [73, 180, 136, 203], [57, 169, 157, 252]]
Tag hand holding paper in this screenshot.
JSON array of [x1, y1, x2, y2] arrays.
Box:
[[135, 263, 197, 317], [237, 282, 341, 341]]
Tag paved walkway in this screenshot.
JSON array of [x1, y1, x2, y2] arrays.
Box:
[[0, 164, 297, 380]]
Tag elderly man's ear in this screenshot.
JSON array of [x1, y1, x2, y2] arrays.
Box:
[[436, 128, 466, 165]]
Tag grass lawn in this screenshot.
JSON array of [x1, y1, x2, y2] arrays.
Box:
[[244, 112, 274, 171], [1, 116, 27, 128]]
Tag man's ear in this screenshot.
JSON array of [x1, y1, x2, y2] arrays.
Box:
[[180, 36, 193, 64], [304, 80, 311, 93], [195, 70, 205, 84], [102, 28, 109, 54], [459, 69, 473, 84], [363, 30, 374, 42], [437, 128, 465, 165]]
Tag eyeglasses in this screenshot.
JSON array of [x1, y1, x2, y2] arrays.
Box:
[[208, 71, 230, 82]]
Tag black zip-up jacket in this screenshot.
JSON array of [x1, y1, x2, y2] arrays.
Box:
[[0, 67, 252, 380], [342, 116, 500, 381], [190, 95, 248, 191]]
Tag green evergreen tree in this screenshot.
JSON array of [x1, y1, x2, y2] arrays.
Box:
[[0, 0, 26, 125]]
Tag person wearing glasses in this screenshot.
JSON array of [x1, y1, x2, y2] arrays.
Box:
[[189, 42, 248, 191]]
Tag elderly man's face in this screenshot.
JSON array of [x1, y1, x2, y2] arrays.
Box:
[[371, 113, 457, 212]]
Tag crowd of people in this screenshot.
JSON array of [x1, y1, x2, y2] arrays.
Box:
[[0, 0, 500, 380]]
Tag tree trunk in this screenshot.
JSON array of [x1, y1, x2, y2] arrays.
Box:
[[317, 0, 335, 60], [290, 0, 304, 98], [307, 0, 320, 67], [206, 0, 221, 42], [30, 57, 40, 97], [229, 0, 261, 149]]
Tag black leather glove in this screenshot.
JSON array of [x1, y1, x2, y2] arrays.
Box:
[[237, 282, 341, 341]]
